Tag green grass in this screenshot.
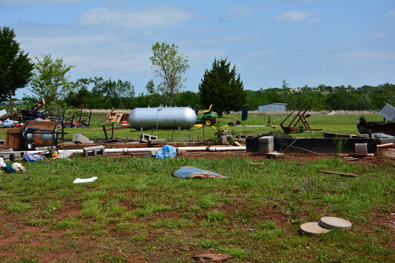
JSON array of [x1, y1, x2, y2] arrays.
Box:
[[0, 112, 393, 262]]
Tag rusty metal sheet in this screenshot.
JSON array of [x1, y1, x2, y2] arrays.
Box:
[[25, 120, 57, 130]]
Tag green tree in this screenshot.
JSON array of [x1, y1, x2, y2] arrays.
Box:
[[0, 26, 34, 101], [150, 42, 190, 107], [198, 58, 247, 117], [28, 54, 75, 114]]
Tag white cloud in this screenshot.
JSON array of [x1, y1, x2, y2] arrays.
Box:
[[369, 31, 389, 38], [0, 0, 79, 4], [274, 10, 313, 21], [79, 5, 194, 29], [246, 50, 275, 56], [387, 10, 395, 17], [309, 17, 320, 23], [327, 49, 395, 67], [227, 5, 254, 20]]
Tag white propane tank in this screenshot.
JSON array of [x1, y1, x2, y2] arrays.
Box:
[[128, 107, 197, 130]]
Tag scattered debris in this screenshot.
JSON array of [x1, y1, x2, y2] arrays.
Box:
[[377, 143, 395, 148], [73, 177, 98, 184], [250, 162, 265, 165], [192, 253, 234, 262], [56, 150, 75, 159], [23, 153, 41, 162], [19, 99, 46, 122], [73, 134, 93, 144], [318, 170, 359, 177], [319, 216, 352, 230], [156, 145, 177, 159], [104, 111, 125, 123], [233, 141, 243, 147], [300, 222, 331, 236], [12, 162, 25, 171], [301, 216, 352, 236], [358, 103, 395, 136], [280, 101, 322, 134], [173, 166, 227, 179], [83, 146, 105, 157]]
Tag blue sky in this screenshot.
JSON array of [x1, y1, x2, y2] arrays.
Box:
[[1, 0, 395, 100]]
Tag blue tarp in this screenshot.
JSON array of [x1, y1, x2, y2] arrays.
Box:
[[172, 166, 227, 179]]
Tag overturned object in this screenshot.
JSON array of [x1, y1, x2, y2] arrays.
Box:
[[173, 166, 227, 179], [358, 115, 395, 136]]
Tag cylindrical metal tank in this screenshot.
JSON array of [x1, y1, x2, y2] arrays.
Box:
[[128, 107, 197, 130]]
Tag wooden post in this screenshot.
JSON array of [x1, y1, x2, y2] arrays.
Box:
[[9, 90, 13, 120]]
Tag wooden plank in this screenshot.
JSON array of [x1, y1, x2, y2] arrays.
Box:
[[6, 128, 20, 150], [25, 121, 57, 130], [377, 143, 395, 148], [318, 170, 359, 177], [233, 141, 243, 147]]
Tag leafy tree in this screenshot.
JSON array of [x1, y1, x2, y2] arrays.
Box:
[[150, 42, 190, 107], [198, 58, 247, 117], [28, 54, 75, 114], [0, 26, 34, 101]]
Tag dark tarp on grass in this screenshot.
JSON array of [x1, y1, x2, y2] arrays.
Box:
[[172, 166, 227, 179]]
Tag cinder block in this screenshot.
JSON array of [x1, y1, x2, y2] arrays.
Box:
[[73, 134, 92, 144], [259, 136, 273, 144], [83, 145, 105, 157], [0, 151, 15, 161], [259, 136, 274, 154], [57, 150, 74, 159], [220, 135, 228, 145], [140, 133, 158, 143], [148, 139, 166, 145], [355, 143, 368, 156]]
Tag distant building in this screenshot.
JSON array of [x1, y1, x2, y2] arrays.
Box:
[[257, 102, 287, 113]]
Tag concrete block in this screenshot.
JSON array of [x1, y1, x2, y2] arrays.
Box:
[[140, 133, 158, 143], [220, 135, 228, 145], [0, 151, 15, 161], [57, 150, 74, 159], [259, 136, 274, 154], [148, 139, 166, 145], [83, 145, 105, 157], [355, 143, 367, 156], [0, 150, 27, 159], [259, 136, 273, 144], [73, 134, 92, 144]]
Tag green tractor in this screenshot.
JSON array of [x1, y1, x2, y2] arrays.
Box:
[[195, 104, 216, 126]]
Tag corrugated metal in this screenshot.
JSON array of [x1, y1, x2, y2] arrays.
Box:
[[258, 103, 287, 112]]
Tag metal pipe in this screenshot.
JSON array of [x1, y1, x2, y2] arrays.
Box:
[[27, 146, 246, 155]]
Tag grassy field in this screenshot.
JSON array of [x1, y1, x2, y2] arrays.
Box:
[[0, 111, 394, 262], [0, 110, 383, 142]]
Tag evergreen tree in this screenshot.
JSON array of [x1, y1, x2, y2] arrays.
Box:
[[0, 26, 34, 101], [198, 58, 246, 117]]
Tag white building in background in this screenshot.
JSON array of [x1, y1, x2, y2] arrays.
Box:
[[257, 102, 287, 113]]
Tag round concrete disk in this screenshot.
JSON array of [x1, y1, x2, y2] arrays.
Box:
[[300, 222, 331, 236], [319, 217, 352, 230]]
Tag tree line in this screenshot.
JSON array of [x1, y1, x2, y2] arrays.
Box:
[[1, 25, 394, 119]]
